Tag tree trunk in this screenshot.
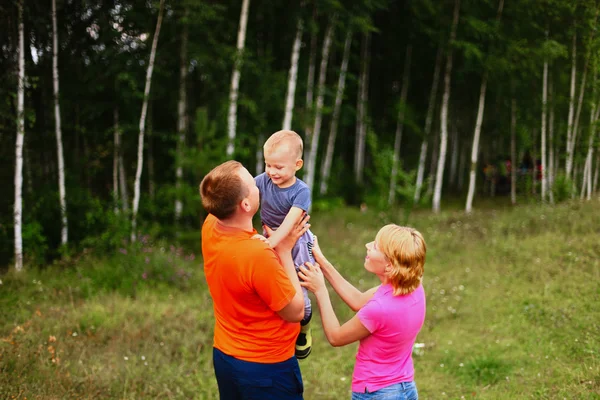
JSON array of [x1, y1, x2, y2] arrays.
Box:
[[14, 0, 25, 271], [449, 124, 459, 187], [320, 30, 352, 195], [354, 32, 371, 185], [113, 107, 120, 214], [119, 153, 129, 212], [593, 152, 599, 194], [304, 16, 336, 194], [567, 56, 589, 180], [283, 16, 303, 130], [548, 72, 555, 204], [255, 133, 264, 175], [147, 102, 155, 201], [582, 92, 600, 200], [175, 16, 188, 224], [414, 46, 443, 203], [427, 130, 439, 196], [540, 46, 548, 202], [131, 0, 165, 242], [510, 96, 517, 205], [458, 141, 467, 190], [304, 8, 317, 157], [226, 0, 250, 157], [433, 0, 460, 213], [388, 43, 412, 205], [52, 0, 68, 245], [465, 75, 487, 213], [565, 32, 577, 178]]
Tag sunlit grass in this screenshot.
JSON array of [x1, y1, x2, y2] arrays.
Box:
[[1, 199, 599, 399]]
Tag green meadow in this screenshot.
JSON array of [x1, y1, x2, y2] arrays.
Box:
[[1, 199, 599, 399]]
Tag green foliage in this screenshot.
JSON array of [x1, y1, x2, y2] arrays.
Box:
[[551, 173, 573, 202], [21, 221, 48, 266]]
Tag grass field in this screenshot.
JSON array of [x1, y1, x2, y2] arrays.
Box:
[[1, 199, 600, 399]]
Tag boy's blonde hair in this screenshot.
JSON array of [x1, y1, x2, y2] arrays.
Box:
[[263, 130, 303, 159], [376, 224, 426, 296]]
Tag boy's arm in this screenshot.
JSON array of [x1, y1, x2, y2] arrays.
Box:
[[267, 206, 305, 248]]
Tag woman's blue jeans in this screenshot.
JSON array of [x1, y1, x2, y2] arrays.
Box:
[[351, 381, 418, 400]]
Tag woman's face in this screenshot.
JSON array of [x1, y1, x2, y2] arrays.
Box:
[[364, 240, 389, 277]]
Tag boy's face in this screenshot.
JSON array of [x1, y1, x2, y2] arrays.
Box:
[[264, 144, 302, 188]]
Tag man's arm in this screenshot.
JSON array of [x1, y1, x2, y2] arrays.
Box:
[[273, 212, 311, 322], [267, 206, 305, 248]]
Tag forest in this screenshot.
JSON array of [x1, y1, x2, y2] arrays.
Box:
[[2, 0, 600, 269]]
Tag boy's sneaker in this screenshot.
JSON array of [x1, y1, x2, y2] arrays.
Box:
[[295, 322, 312, 359]]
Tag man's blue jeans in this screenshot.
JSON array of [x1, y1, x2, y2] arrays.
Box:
[[351, 381, 418, 400], [213, 347, 303, 400]]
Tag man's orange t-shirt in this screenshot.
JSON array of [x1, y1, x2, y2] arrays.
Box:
[[201, 214, 300, 363]]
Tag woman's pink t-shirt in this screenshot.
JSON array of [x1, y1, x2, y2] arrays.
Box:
[[353, 284, 426, 393]]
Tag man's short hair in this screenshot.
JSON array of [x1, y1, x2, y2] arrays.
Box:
[[200, 160, 249, 220], [263, 130, 303, 159]]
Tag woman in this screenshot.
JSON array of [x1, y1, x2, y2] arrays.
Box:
[[299, 224, 426, 400]]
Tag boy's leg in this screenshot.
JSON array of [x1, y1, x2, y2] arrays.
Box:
[[292, 239, 314, 359]]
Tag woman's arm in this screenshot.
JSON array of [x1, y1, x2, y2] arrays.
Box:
[[312, 236, 378, 311], [299, 264, 371, 347]]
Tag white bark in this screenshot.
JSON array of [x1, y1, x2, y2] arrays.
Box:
[[593, 152, 599, 194], [565, 33, 577, 178], [131, 0, 164, 242], [283, 17, 303, 130], [433, 0, 460, 213], [427, 131, 439, 196], [52, 0, 68, 245], [175, 18, 188, 223], [304, 17, 335, 194], [414, 46, 443, 203], [14, 0, 25, 271], [354, 32, 371, 185], [113, 107, 120, 214], [304, 11, 317, 154], [567, 55, 589, 179], [510, 96, 517, 205], [541, 50, 548, 202], [548, 74, 555, 204], [388, 43, 412, 205], [465, 76, 487, 213], [458, 141, 466, 190], [320, 30, 352, 195], [226, 0, 250, 157], [255, 133, 264, 175], [583, 95, 600, 200]]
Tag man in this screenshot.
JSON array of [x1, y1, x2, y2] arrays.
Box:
[[200, 160, 308, 400]]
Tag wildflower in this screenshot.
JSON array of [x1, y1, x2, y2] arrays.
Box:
[[72, 332, 78, 337], [124, 356, 129, 361], [48, 336, 56, 343], [119, 248, 127, 255], [142, 272, 148, 280]]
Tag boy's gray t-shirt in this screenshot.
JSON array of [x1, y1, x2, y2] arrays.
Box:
[[255, 173, 313, 246]]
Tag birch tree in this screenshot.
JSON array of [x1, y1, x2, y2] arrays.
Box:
[[226, 0, 250, 157], [52, 0, 68, 245], [304, 17, 335, 194], [175, 12, 188, 225], [319, 30, 352, 195], [304, 9, 317, 159], [113, 107, 120, 214], [548, 73, 555, 203], [565, 32, 577, 178], [540, 37, 548, 202], [14, 0, 25, 271], [414, 46, 443, 203], [131, 0, 165, 242], [388, 43, 412, 205], [354, 32, 371, 185], [465, 0, 503, 213], [510, 96, 517, 205], [283, 16, 303, 131], [433, 0, 460, 213]]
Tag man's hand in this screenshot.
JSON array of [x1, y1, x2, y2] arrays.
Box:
[[267, 212, 310, 253], [251, 234, 270, 245]]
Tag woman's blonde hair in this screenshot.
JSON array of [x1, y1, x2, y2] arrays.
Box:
[[376, 224, 426, 295]]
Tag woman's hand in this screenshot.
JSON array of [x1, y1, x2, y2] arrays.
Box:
[[311, 235, 326, 263], [266, 213, 311, 253], [299, 262, 327, 296]]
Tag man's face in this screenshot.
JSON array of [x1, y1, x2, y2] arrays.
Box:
[[238, 167, 260, 216]]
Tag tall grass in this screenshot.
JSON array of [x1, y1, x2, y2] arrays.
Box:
[[1, 199, 599, 399]]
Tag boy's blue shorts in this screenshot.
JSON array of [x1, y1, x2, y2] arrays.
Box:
[[213, 347, 304, 400]]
